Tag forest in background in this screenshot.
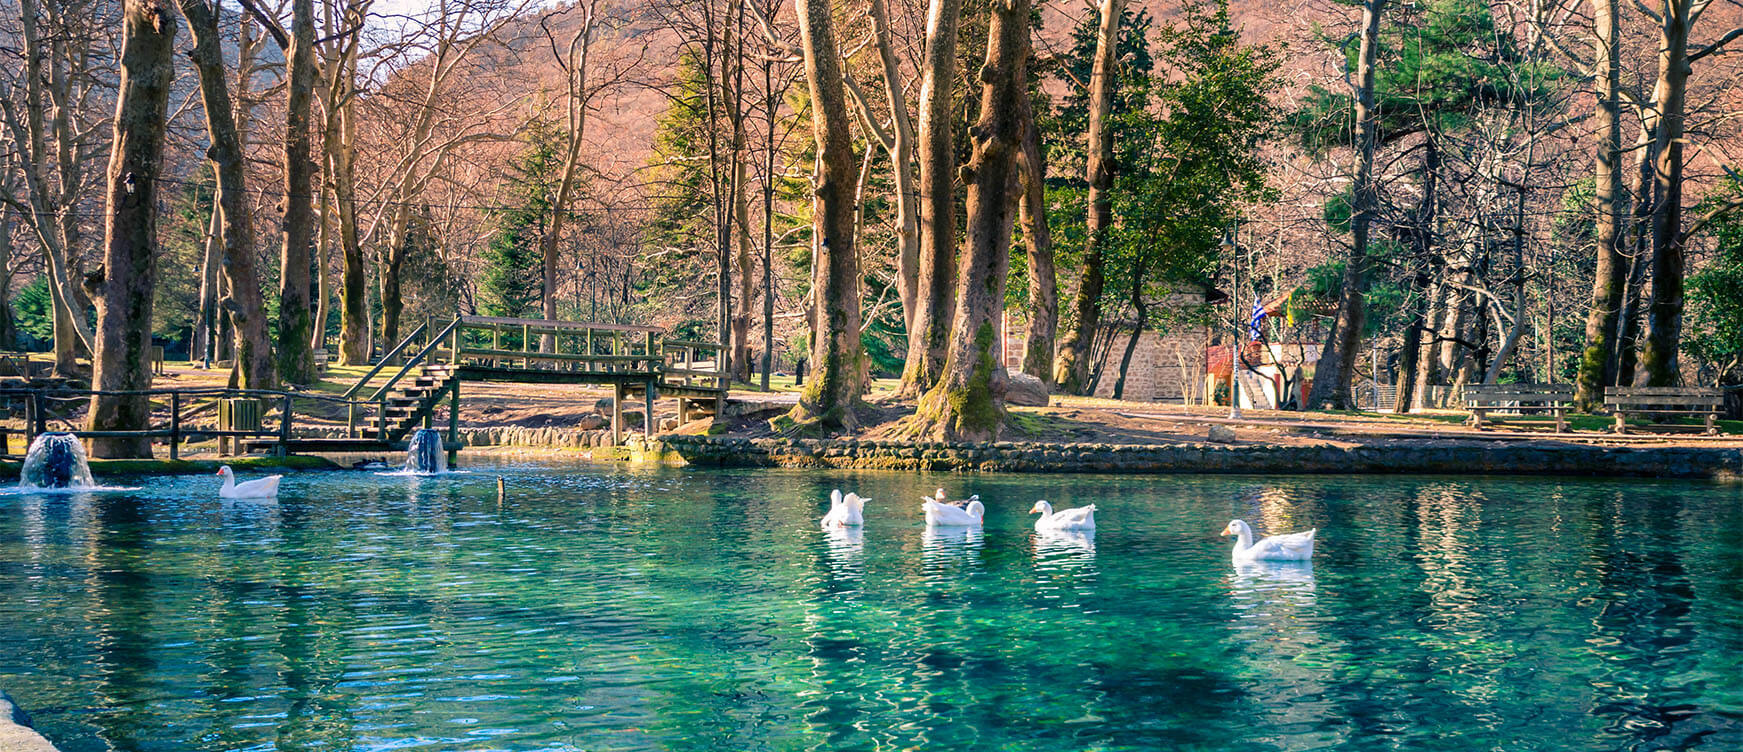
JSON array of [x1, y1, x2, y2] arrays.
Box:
[[3, 0, 1743, 454]]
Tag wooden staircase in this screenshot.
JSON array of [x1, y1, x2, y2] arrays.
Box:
[[369, 364, 459, 442]]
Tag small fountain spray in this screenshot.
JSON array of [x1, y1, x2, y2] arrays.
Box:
[[404, 428, 447, 475], [20, 433, 95, 489]]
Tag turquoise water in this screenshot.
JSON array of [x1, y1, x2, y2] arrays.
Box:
[[0, 464, 1739, 751]]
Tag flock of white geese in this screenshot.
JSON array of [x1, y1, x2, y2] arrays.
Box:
[[822, 488, 1317, 562]]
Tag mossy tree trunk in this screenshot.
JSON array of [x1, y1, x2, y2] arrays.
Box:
[[274, 0, 319, 385], [1052, 0, 1124, 394], [900, 0, 962, 396], [181, 0, 275, 389], [1306, 0, 1386, 409], [89, 0, 176, 459], [1636, 0, 1691, 387], [910, 0, 1029, 441], [783, 0, 864, 431], [1576, 0, 1626, 408]]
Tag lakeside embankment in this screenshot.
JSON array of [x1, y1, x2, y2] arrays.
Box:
[[633, 434, 1743, 479]]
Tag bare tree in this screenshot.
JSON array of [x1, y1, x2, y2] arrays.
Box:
[[88, 0, 175, 458], [784, 0, 863, 430], [177, 0, 276, 388], [1052, 0, 1123, 394], [910, 0, 1029, 439], [899, 0, 961, 395], [1306, 0, 1385, 409]]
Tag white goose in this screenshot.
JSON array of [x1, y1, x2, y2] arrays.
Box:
[[217, 465, 282, 500], [1221, 519, 1315, 562], [1029, 500, 1096, 532], [923, 495, 984, 527], [820, 489, 868, 528]]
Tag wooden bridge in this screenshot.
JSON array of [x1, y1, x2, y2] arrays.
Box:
[[2, 315, 728, 460], [253, 315, 729, 455]]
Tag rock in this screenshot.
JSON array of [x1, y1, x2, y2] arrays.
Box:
[[622, 410, 645, 429], [1006, 372, 1050, 406], [659, 417, 680, 432], [576, 413, 607, 431], [1207, 425, 1238, 444], [594, 397, 615, 415]]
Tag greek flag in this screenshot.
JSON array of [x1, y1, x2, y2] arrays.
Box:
[[1249, 296, 1266, 342]]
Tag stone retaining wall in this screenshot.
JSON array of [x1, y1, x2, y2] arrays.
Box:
[[290, 426, 631, 449], [647, 435, 1742, 479]]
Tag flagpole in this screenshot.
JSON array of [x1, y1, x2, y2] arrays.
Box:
[[1225, 229, 1241, 420]]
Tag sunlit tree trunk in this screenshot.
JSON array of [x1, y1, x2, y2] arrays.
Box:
[[1306, 0, 1386, 409], [783, 0, 864, 430], [910, 0, 1029, 440], [900, 0, 961, 395], [89, 0, 175, 459], [179, 0, 275, 389], [275, 0, 319, 384], [1053, 0, 1124, 393]]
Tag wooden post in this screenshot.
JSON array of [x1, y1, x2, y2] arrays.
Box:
[[379, 395, 389, 440], [347, 403, 357, 438], [645, 379, 656, 438], [611, 382, 624, 445], [450, 320, 461, 366], [26, 391, 39, 442], [448, 380, 460, 467], [278, 393, 293, 457], [585, 328, 594, 372], [169, 391, 182, 460]]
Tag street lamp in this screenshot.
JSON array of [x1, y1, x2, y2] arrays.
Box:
[[1224, 230, 1241, 420]]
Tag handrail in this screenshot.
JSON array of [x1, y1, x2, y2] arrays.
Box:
[[368, 316, 462, 402], [342, 320, 431, 399], [459, 314, 661, 334]]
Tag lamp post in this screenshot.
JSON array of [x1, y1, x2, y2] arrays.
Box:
[[1225, 231, 1241, 420]]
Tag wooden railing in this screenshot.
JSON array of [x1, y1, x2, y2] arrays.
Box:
[[449, 315, 664, 376], [660, 339, 728, 392], [0, 387, 369, 459]]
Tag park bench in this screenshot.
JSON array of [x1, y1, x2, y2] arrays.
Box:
[[1464, 383, 1574, 432], [1604, 387, 1725, 435]]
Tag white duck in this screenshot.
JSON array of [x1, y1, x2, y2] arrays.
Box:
[[1030, 500, 1096, 532], [927, 488, 980, 508], [820, 489, 868, 528], [1221, 519, 1315, 562], [923, 496, 984, 527], [217, 465, 282, 500]]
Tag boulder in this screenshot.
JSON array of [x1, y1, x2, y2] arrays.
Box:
[[593, 397, 615, 415], [622, 410, 645, 429], [1207, 425, 1237, 444], [1006, 372, 1051, 407], [659, 417, 680, 432], [576, 413, 608, 431]]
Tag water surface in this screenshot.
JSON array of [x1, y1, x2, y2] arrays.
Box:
[[0, 464, 1738, 751]]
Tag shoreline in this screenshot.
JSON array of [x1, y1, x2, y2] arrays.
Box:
[[638, 435, 1743, 479]]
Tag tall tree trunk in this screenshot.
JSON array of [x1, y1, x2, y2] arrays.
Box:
[[1016, 90, 1057, 385], [89, 0, 175, 459], [783, 0, 863, 430], [191, 205, 220, 362], [1637, 0, 1691, 386], [1616, 122, 1658, 386], [178, 0, 275, 389], [760, 31, 777, 392], [333, 97, 368, 364], [910, 0, 1029, 440], [1412, 267, 1447, 407], [0, 179, 19, 351], [1392, 141, 1438, 412], [900, 0, 962, 395], [1575, 0, 1626, 408], [275, 0, 318, 384], [1053, 0, 1124, 393], [868, 0, 920, 330], [1306, 0, 1386, 409]]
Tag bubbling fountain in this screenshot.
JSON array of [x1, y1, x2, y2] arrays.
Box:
[[404, 428, 447, 475], [20, 432, 95, 489]]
